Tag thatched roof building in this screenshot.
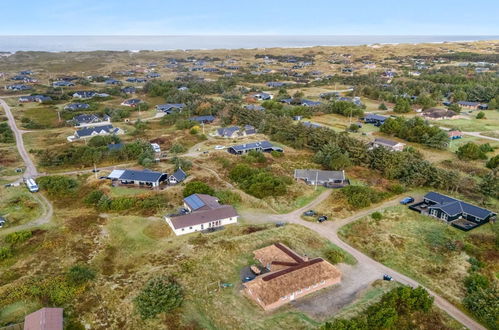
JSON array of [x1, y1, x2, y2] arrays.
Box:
[[243, 243, 341, 310]]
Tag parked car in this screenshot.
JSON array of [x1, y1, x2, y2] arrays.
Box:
[[91, 168, 100, 173], [303, 210, 317, 216], [383, 274, 393, 281], [276, 221, 286, 227], [317, 215, 328, 223], [214, 145, 225, 150], [400, 197, 415, 205], [242, 276, 255, 283]]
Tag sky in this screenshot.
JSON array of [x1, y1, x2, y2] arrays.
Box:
[[1, 0, 498, 35]]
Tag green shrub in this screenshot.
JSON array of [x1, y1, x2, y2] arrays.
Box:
[[476, 111, 485, 119], [170, 143, 186, 154], [37, 176, 79, 197], [324, 248, 346, 264], [84, 190, 105, 206], [214, 190, 241, 205], [5, 230, 33, 244], [134, 276, 183, 319], [371, 212, 383, 220], [341, 185, 387, 209], [0, 246, 13, 260], [183, 181, 215, 197], [66, 265, 96, 286], [228, 164, 289, 198]]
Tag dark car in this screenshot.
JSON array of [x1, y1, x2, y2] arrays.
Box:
[[276, 221, 286, 227], [303, 210, 317, 217], [91, 169, 100, 173], [317, 215, 328, 223], [383, 274, 393, 281], [242, 276, 254, 283], [400, 197, 415, 205]]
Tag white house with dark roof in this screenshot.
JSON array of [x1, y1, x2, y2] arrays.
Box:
[[165, 194, 239, 235], [68, 125, 123, 141], [227, 140, 283, 155], [168, 168, 187, 185], [371, 138, 405, 152], [294, 169, 349, 188], [71, 114, 110, 127], [107, 169, 168, 187]]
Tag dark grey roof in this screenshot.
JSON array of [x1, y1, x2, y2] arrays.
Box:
[[156, 103, 185, 112], [217, 126, 240, 137], [171, 168, 187, 182], [76, 125, 117, 137], [184, 194, 220, 211], [228, 140, 280, 152], [374, 138, 400, 147], [119, 169, 166, 183], [244, 104, 265, 111], [189, 115, 215, 123], [107, 143, 124, 151], [425, 192, 495, 219], [364, 113, 387, 122], [294, 169, 345, 182]]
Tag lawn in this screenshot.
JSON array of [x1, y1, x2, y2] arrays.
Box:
[[431, 110, 499, 132], [338, 205, 498, 306], [0, 186, 42, 228]]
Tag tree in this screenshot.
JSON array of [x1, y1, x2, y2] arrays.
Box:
[[37, 176, 79, 197], [456, 142, 487, 160], [448, 103, 461, 113], [378, 103, 387, 110], [476, 111, 485, 119], [66, 265, 96, 286], [134, 276, 183, 319], [479, 172, 499, 198], [314, 144, 351, 170], [393, 98, 411, 113], [486, 155, 499, 169], [348, 123, 360, 132], [183, 181, 215, 197]]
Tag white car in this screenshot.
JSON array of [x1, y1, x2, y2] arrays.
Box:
[[214, 145, 225, 150]]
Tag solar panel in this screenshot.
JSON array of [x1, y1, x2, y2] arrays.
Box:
[[184, 194, 206, 210]]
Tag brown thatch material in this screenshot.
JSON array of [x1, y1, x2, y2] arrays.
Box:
[[253, 243, 303, 271], [245, 243, 341, 308]]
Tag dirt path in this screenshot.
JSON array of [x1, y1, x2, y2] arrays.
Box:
[[0, 98, 38, 179], [240, 191, 485, 330]]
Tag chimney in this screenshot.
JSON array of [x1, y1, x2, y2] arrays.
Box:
[[303, 255, 309, 262]]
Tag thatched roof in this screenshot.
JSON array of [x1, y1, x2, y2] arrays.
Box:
[[245, 243, 341, 306]]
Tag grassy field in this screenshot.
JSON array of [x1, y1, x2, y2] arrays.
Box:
[[338, 205, 498, 305], [432, 110, 499, 132], [0, 186, 42, 228], [0, 210, 358, 329]]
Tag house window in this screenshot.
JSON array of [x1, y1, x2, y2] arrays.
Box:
[[189, 227, 193, 230], [320, 280, 325, 285], [201, 224, 204, 229], [297, 289, 302, 294], [430, 209, 438, 217], [181, 228, 185, 231], [441, 213, 448, 221], [462, 212, 467, 218]]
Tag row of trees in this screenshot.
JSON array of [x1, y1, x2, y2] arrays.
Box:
[[0, 122, 14, 143], [322, 286, 435, 329], [380, 117, 449, 149], [36, 138, 154, 167], [228, 108, 485, 198]]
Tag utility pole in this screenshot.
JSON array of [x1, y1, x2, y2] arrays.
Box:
[[315, 170, 319, 191], [93, 163, 97, 179]]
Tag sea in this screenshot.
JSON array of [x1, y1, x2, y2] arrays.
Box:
[[0, 35, 497, 53]]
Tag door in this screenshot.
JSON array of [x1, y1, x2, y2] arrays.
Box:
[[290, 293, 295, 301]]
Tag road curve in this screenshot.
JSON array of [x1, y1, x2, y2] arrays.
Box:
[[0, 98, 38, 179], [241, 190, 484, 330]]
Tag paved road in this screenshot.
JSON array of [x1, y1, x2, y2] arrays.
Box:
[[240, 190, 484, 330], [438, 125, 499, 142], [0, 98, 38, 179]]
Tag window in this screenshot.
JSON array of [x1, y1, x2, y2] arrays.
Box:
[[462, 212, 467, 218], [320, 280, 325, 285], [430, 209, 438, 216], [201, 224, 204, 229], [441, 213, 448, 221], [297, 289, 302, 294], [280, 296, 287, 300], [189, 226, 193, 229]]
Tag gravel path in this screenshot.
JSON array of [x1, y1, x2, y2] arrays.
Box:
[[240, 190, 484, 329]]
